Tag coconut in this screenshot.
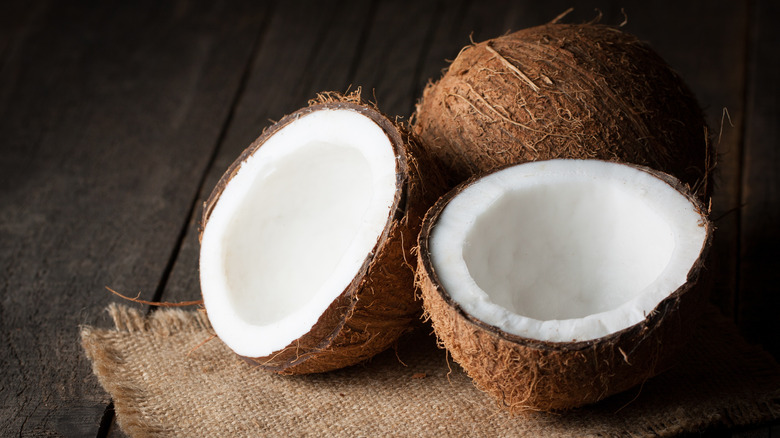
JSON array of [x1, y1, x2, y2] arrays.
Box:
[[199, 92, 444, 374], [413, 23, 712, 197], [416, 159, 712, 411]]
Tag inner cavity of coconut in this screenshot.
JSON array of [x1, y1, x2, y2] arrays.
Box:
[[429, 159, 707, 343], [200, 108, 397, 357]]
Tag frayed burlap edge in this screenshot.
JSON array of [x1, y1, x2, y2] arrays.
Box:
[[81, 304, 214, 437]]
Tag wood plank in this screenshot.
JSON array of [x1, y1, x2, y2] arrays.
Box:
[[732, 426, 771, 438], [739, 0, 780, 359], [0, 1, 270, 436], [0, 2, 47, 74], [348, 0, 440, 118]]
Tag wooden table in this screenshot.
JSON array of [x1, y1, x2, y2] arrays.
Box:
[[1, 1, 777, 436]]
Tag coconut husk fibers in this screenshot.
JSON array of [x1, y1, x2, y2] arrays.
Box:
[[199, 91, 446, 374], [413, 23, 713, 198], [416, 164, 713, 412], [81, 303, 780, 437]]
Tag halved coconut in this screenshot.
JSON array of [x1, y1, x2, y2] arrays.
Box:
[[200, 93, 443, 374], [417, 159, 711, 411]]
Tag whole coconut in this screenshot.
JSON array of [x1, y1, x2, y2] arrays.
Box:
[[413, 23, 712, 196]]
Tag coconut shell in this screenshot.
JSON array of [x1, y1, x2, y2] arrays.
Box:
[[413, 23, 713, 198], [200, 91, 446, 374], [416, 163, 713, 412]]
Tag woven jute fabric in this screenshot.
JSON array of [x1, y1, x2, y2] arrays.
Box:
[[81, 304, 780, 437]]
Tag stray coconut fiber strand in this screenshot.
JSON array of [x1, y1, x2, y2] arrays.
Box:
[[81, 303, 780, 437]]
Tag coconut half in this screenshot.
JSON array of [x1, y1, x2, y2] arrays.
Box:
[[417, 159, 711, 411], [200, 93, 443, 374]]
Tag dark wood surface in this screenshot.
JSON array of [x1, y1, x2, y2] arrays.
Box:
[[1, 1, 777, 436]]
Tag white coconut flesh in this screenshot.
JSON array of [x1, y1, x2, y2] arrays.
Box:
[[200, 108, 398, 357], [429, 159, 707, 343]]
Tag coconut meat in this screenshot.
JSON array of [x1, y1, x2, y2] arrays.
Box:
[[200, 109, 398, 357], [429, 159, 707, 342]]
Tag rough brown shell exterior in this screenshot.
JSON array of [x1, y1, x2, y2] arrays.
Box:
[[416, 162, 713, 411], [413, 23, 713, 198], [200, 91, 446, 374]]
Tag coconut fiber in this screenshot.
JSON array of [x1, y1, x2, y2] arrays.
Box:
[[81, 304, 779, 437]]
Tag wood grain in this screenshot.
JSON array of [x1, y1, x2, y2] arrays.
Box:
[[739, 0, 780, 358], [0, 1, 269, 435]]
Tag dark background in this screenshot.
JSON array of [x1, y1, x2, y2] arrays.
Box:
[[1, 0, 777, 436]]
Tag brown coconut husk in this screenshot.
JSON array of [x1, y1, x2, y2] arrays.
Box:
[[200, 91, 446, 374], [413, 24, 713, 199], [416, 163, 713, 412]]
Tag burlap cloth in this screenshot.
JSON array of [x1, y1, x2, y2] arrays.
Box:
[[81, 304, 780, 437]]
